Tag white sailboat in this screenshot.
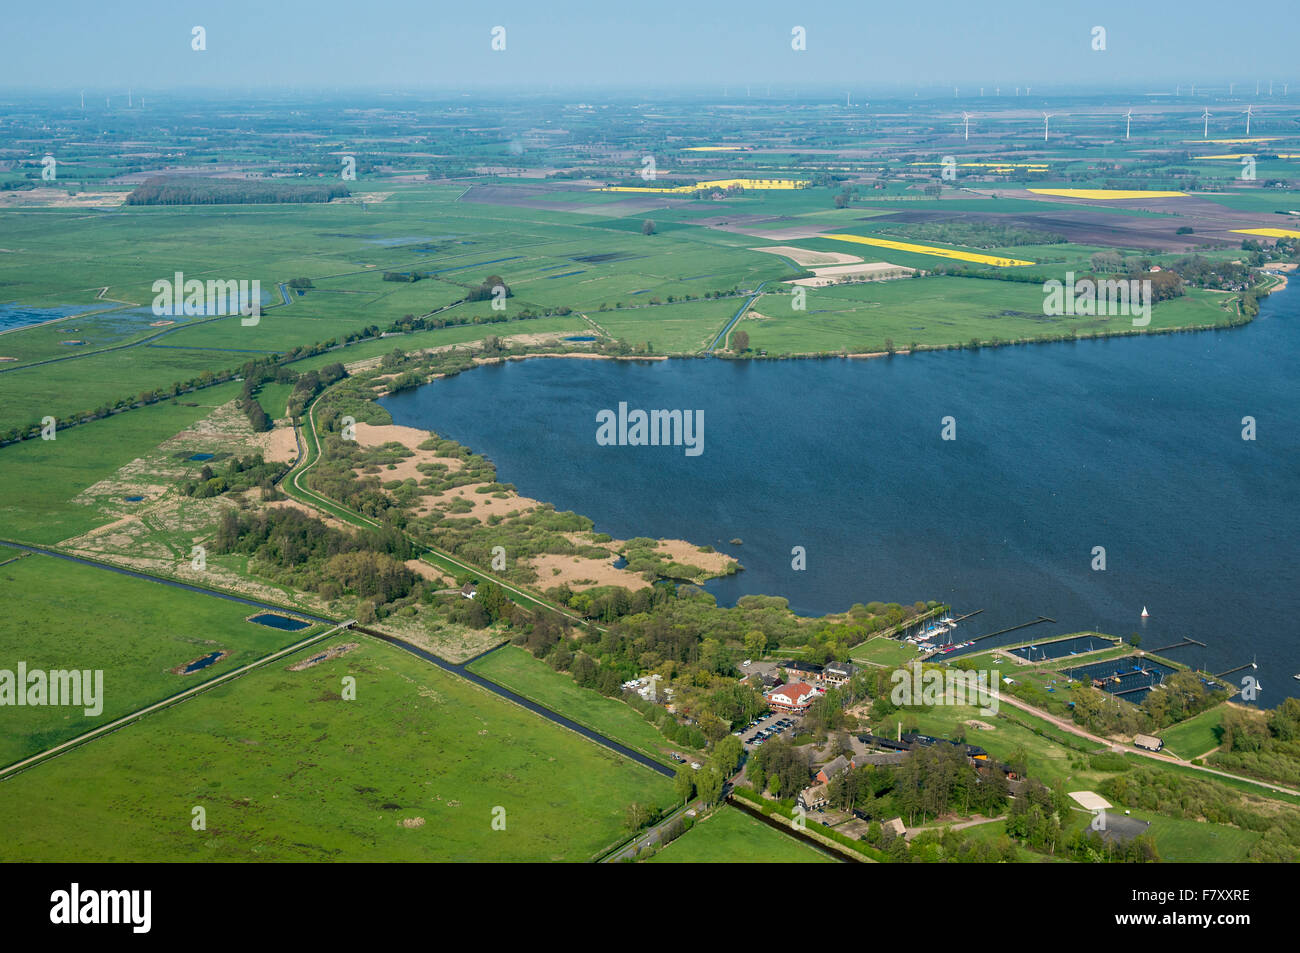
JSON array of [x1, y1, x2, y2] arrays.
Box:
[[1140, 606, 1149, 618]]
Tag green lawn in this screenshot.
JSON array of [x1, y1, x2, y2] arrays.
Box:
[[0, 636, 674, 861], [850, 637, 921, 667], [467, 645, 682, 764], [1134, 812, 1262, 862], [0, 552, 323, 767], [1159, 706, 1226, 760], [647, 805, 836, 863]]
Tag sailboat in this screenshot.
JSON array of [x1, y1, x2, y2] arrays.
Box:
[[1140, 606, 1149, 618]]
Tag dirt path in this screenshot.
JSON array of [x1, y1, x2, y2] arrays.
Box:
[[997, 693, 1300, 797]]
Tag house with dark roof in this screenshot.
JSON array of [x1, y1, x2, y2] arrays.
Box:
[[816, 755, 853, 785], [824, 661, 859, 686], [782, 660, 824, 678]]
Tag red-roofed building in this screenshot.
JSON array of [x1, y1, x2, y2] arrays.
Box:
[[766, 681, 816, 713]]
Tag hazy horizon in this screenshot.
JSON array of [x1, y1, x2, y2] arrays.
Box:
[[2, 0, 1295, 91]]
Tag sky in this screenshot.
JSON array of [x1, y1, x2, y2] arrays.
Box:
[[1, 0, 1296, 93]]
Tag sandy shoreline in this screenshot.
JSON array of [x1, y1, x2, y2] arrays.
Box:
[[351, 416, 735, 591]]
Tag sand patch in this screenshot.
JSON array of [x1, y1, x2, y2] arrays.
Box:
[[352, 422, 430, 451], [405, 559, 450, 586], [787, 262, 916, 287], [752, 245, 863, 267], [258, 425, 299, 464], [428, 483, 539, 520], [653, 538, 736, 575], [353, 422, 466, 484], [529, 552, 652, 591]]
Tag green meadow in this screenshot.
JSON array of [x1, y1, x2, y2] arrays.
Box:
[[742, 277, 1234, 355], [0, 381, 243, 543], [0, 636, 674, 861], [0, 552, 323, 767], [467, 645, 683, 765], [1159, 706, 1227, 760], [647, 805, 836, 863]]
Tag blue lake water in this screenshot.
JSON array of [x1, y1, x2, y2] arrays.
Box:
[[381, 286, 1300, 701], [0, 302, 97, 333], [247, 613, 310, 631], [182, 651, 224, 674]]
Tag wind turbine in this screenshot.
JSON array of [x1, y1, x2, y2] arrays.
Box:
[[1124, 108, 1133, 140], [1042, 112, 1055, 142], [1244, 104, 1255, 136], [960, 111, 972, 141], [1201, 106, 1211, 139]]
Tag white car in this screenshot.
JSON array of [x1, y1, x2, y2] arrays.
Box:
[[742, 659, 751, 666]]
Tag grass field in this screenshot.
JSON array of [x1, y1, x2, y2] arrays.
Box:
[[850, 637, 921, 667], [1159, 706, 1226, 760], [467, 645, 683, 764], [1133, 812, 1261, 862], [0, 552, 323, 767], [592, 297, 741, 352], [646, 805, 836, 863], [0, 636, 674, 861], [742, 277, 1235, 355], [894, 702, 1110, 791], [0, 381, 243, 543]]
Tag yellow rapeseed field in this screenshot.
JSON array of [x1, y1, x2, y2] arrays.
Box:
[[1027, 188, 1187, 200], [825, 234, 1035, 267], [1231, 228, 1300, 240]]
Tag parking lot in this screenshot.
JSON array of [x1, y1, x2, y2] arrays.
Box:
[[736, 711, 802, 748]]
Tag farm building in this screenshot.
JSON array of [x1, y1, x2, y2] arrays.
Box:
[[1133, 734, 1164, 752]]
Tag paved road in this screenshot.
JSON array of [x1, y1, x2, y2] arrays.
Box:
[[356, 626, 672, 778], [707, 281, 769, 352], [604, 795, 708, 862]]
